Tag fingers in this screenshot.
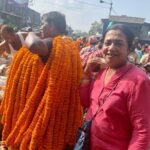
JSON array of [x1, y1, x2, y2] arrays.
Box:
[[87, 57, 106, 65]]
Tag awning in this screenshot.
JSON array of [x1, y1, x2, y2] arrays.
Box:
[[0, 10, 22, 18]]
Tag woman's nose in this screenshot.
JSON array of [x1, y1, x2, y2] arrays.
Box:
[[108, 42, 116, 50]]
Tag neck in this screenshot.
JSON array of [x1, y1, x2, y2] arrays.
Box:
[[107, 68, 116, 75], [104, 67, 116, 86], [109, 61, 128, 70]]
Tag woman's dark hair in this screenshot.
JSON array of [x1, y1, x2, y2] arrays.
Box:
[[41, 11, 67, 35], [101, 24, 135, 50]]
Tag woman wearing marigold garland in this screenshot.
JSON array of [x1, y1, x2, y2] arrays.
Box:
[[0, 11, 83, 150]]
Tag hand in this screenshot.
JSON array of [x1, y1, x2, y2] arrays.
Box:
[[84, 57, 106, 79]]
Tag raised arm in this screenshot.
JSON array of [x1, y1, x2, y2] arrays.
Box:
[[25, 32, 52, 58]]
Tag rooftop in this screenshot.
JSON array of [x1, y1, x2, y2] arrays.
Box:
[[109, 15, 145, 24]]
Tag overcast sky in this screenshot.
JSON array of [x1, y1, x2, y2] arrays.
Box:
[[29, 0, 150, 32]]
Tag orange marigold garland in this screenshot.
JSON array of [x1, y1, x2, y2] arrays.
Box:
[[46, 39, 71, 150], [26, 55, 43, 100], [29, 37, 66, 150], [2, 49, 31, 140], [0, 48, 27, 123], [65, 40, 80, 144], [11, 51, 32, 128], [6, 56, 49, 147], [18, 55, 34, 115], [0, 36, 83, 150]]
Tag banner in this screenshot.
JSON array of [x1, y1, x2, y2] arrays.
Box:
[[8, 0, 29, 7]]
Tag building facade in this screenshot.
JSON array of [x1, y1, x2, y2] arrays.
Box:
[[0, 0, 40, 29], [100, 15, 150, 44]]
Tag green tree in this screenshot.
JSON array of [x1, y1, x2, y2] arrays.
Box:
[[72, 30, 88, 39], [89, 21, 101, 35]]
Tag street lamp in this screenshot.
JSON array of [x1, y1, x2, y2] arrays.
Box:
[[100, 0, 113, 17]]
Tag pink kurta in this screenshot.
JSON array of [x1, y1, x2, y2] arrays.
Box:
[[80, 63, 150, 150]]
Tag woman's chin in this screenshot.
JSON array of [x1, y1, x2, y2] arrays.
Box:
[[105, 58, 113, 64]]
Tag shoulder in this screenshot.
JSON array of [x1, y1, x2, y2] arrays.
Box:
[[129, 66, 147, 79], [126, 66, 150, 88], [118, 65, 150, 104]]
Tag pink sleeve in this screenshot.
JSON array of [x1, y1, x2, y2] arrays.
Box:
[[128, 78, 150, 150], [79, 81, 91, 108]]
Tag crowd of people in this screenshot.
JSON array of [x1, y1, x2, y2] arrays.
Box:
[[0, 11, 149, 150], [79, 33, 150, 78]]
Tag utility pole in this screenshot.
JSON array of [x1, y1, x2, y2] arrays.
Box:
[[100, 0, 113, 17], [109, 0, 113, 17]]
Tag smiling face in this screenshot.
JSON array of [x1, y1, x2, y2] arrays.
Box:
[[102, 29, 129, 69]]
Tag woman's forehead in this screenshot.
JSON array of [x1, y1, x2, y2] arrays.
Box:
[[106, 30, 124, 36], [105, 30, 127, 40]]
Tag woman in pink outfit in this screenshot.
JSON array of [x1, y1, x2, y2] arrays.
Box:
[[80, 24, 150, 150]]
